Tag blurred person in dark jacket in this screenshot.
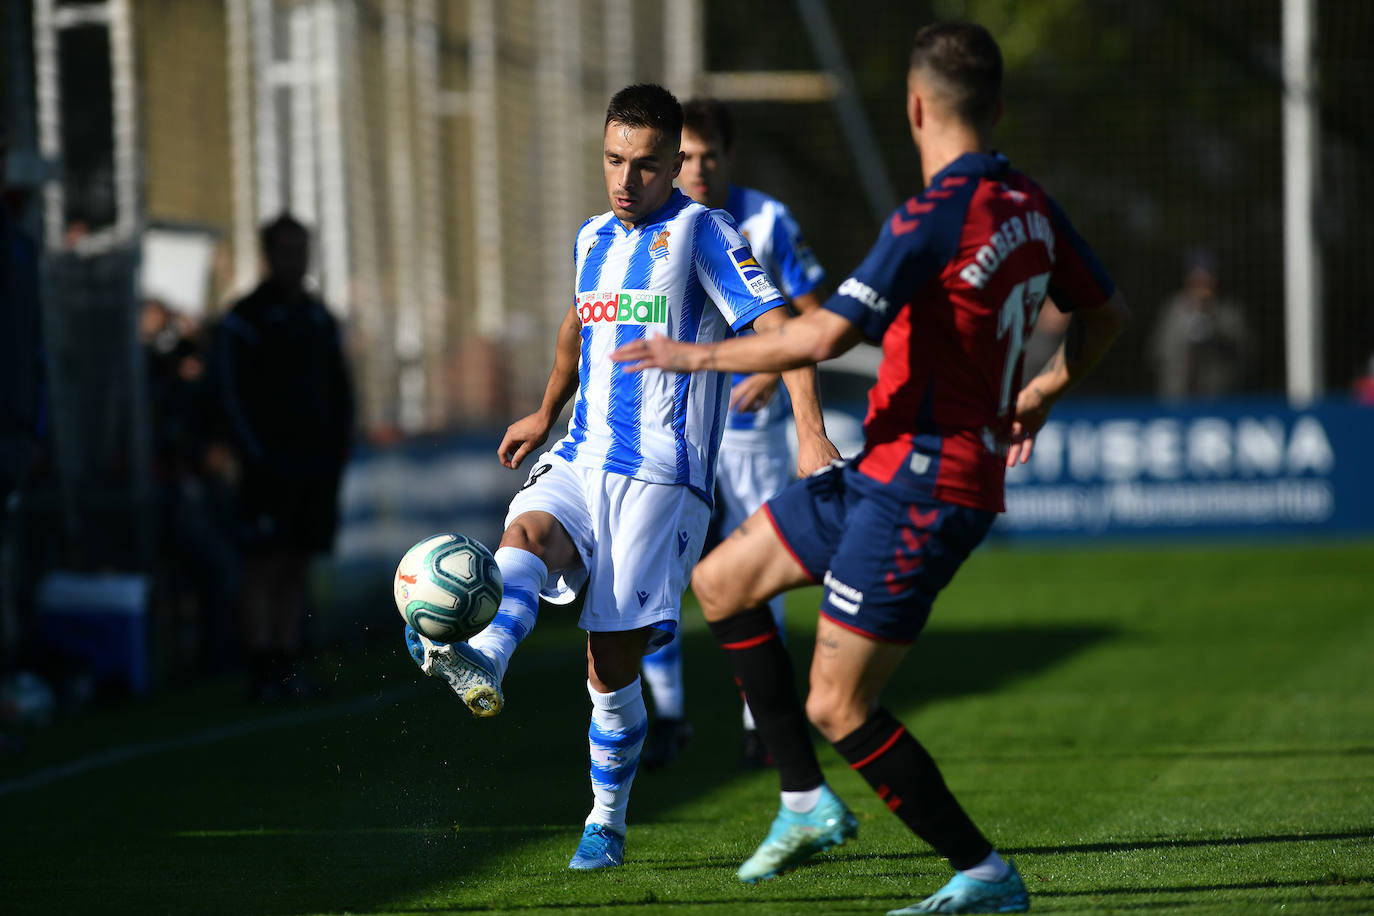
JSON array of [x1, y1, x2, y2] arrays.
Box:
[[0, 121, 43, 529], [1148, 249, 1250, 400], [210, 214, 354, 702]]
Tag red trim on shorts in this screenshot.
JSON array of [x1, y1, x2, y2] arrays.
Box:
[[720, 631, 776, 651], [848, 725, 908, 770], [762, 503, 818, 584], [818, 609, 915, 645]]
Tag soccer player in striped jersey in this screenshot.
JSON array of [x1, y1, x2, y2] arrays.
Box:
[[613, 24, 1129, 913], [405, 83, 838, 871], [640, 97, 828, 770]]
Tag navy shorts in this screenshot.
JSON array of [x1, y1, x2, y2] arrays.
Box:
[[763, 461, 996, 643]]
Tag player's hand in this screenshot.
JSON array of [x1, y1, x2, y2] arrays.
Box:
[[1006, 382, 1053, 467], [498, 412, 552, 469], [795, 433, 841, 477], [610, 335, 704, 373], [729, 372, 782, 413]]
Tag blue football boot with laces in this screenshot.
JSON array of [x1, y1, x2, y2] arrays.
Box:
[[737, 784, 858, 883], [887, 860, 1029, 914], [568, 824, 625, 869], [404, 626, 504, 718]]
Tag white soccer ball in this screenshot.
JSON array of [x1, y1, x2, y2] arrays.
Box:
[[394, 533, 503, 642]]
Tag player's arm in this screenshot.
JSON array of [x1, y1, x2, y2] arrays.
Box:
[[498, 303, 581, 469], [749, 305, 842, 474], [1006, 289, 1130, 466], [614, 303, 859, 375], [727, 289, 826, 412]]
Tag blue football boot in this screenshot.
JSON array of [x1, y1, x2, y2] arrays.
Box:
[[737, 784, 858, 883], [888, 860, 1029, 914], [568, 824, 625, 870]]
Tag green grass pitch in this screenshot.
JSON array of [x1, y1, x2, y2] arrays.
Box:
[[1, 540, 1371, 914]]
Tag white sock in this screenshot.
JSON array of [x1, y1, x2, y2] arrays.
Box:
[[742, 594, 786, 730], [585, 678, 647, 835], [960, 849, 1010, 882], [640, 630, 684, 719], [467, 546, 547, 681], [781, 785, 823, 813]]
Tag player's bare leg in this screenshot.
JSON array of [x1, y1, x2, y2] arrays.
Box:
[[693, 509, 858, 882], [570, 626, 655, 869]]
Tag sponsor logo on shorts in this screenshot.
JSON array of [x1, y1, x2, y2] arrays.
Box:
[[577, 289, 668, 326], [677, 530, 691, 556], [823, 570, 863, 615], [636, 589, 650, 607]]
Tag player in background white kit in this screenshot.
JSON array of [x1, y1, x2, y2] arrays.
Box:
[[640, 98, 829, 770], [404, 84, 838, 871]]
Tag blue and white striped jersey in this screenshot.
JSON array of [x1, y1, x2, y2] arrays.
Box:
[[721, 185, 826, 443], [552, 189, 783, 503]]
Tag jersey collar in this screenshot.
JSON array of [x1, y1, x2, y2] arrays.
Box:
[[930, 151, 1011, 185]]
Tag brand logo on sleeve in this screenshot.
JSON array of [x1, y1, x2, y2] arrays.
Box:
[[729, 245, 777, 298]]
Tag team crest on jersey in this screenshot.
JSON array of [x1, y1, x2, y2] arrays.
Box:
[[729, 245, 774, 298], [649, 229, 671, 259]]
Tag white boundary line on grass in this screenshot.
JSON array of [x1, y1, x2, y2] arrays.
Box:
[[0, 685, 417, 798]]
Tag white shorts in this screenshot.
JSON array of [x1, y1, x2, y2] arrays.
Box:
[[505, 450, 710, 643], [715, 443, 793, 535]]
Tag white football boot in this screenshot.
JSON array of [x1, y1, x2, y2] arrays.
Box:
[[405, 626, 504, 718]]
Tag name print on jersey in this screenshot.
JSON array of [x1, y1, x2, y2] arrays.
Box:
[[958, 209, 1057, 290], [577, 289, 669, 326]]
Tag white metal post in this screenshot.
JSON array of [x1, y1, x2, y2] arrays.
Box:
[[602, 0, 632, 97], [1282, 0, 1322, 403], [539, 0, 581, 326], [313, 0, 351, 315], [470, 0, 504, 338], [384, 0, 423, 431], [663, 0, 701, 99], [225, 0, 258, 294], [32, 0, 63, 250], [413, 0, 446, 425], [288, 3, 319, 231], [251, 0, 282, 223]]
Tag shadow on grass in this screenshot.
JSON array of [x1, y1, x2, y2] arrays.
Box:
[[0, 608, 1115, 915]]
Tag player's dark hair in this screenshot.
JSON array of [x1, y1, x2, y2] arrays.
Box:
[[259, 212, 309, 252], [682, 97, 734, 152], [605, 83, 683, 146], [909, 21, 1003, 131]]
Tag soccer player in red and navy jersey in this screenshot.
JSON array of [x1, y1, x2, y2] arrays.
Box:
[[613, 21, 1129, 915]]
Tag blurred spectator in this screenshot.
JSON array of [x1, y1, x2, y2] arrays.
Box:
[[1, 119, 50, 745], [207, 214, 354, 702], [1353, 353, 1374, 406], [1148, 249, 1251, 400], [140, 299, 240, 679]]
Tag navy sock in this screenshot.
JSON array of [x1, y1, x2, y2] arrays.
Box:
[[834, 708, 992, 870], [707, 607, 823, 791]]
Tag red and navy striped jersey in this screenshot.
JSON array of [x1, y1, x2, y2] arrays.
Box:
[[824, 152, 1114, 512]]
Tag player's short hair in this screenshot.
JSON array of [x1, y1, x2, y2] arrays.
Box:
[[259, 212, 309, 252], [682, 98, 734, 152], [605, 83, 683, 147], [909, 21, 1003, 131]]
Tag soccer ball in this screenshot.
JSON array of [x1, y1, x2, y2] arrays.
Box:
[[394, 533, 503, 642]]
